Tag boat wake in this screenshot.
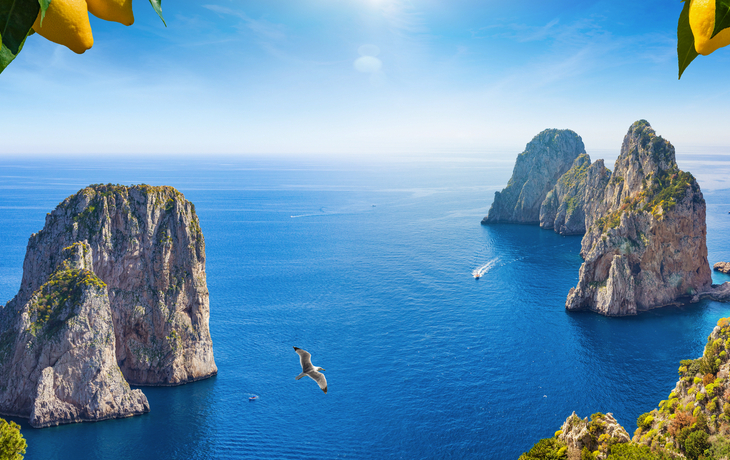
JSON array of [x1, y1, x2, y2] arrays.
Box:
[[472, 258, 499, 279]]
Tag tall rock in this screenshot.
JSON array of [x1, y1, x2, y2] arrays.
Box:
[[539, 153, 600, 235], [566, 120, 711, 315], [482, 129, 586, 224], [17, 184, 217, 385], [0, 243, 149, 428]]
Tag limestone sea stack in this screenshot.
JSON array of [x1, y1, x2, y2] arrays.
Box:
[[538, 154, 612, 235], [18, 184, 217, 385], [0, 184, 217, 427], [482, 129, 586, 224], [565, 121, 711, 316], [0, 243, 149, 427]]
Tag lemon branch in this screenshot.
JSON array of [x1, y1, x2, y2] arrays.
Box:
[[678, 0, 730, 79], [0, 0, 165, 75]]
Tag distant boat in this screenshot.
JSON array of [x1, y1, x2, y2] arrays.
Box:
[[474, 272, 481, 279], [249, 395, 258, 401]]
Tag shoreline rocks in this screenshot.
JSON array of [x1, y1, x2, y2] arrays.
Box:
[[714, 262, 730, 274]]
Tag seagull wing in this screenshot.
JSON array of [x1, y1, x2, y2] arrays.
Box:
[[293, 347, 314, 373], [307, 371, 328, 394]]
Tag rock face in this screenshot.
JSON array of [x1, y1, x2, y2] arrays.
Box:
[[482, 129, 586, 224], [632, 318, 730, 450], [524, 318, 730, 458], [0, 184, 217, 427], [565, 121, 711, 316], [0, 243, 149, 428], [17, 184, 217, 385], [714, 262, 730, 274], [558, 412, 630, 457], [539, 154, 600, 235]]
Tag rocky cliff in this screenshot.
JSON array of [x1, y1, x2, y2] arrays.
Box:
[[565, 120, 711, 316], [0, 243, 149, 428], [538, 154, 608, 235], [482, 129, 586, 224], [522, 318, 730, 459], [0, 184, 216, 427]]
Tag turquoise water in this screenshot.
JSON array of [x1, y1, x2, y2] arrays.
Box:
[[2, 155, 730, 459]]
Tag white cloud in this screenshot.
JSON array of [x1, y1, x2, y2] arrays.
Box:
[[354, 56, 382, 73]]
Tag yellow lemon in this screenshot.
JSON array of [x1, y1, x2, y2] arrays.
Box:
[[86, 0, 134, 26], [689, 0, 730, 55], [33, 0, 94, 54]]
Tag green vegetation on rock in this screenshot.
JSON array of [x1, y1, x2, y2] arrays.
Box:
[[518, 437, 568, 460], [28, 267, 106, 337]]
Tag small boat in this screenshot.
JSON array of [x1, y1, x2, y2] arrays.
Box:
[[249, 395, 259, 401], [474, 272, 481, 279]]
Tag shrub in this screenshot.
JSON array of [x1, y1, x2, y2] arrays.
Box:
[[694, 377, 703, 384], [0, 419, 26, 460], [670, 411, 696, 437], [684, 430, 709, 460], [696, 392, 705, 402], [581, 447, 596, 460], [709, 434, 730, 459], [676, 426, 693, 448], [519, 438, 568, 460], [703, 373, 715, 385], [706, 383, 718, 397], [687, 359, 702, 377], [606, 443, 671, 459], [637, 413, 654, 430], [693, 412, 709, 434]]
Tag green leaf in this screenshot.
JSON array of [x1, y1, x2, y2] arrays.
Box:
[[37, 0, 49, 26], [678, 0, 699, 79], [0, 27, 28, 74], [0, 0, 39, 55], [713, 0, 730, 38], [148, 0, 166, 27]]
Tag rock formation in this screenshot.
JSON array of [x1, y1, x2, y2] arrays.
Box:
[[714, 262, 730, 274], [482, 129, 586, 224], [0, 184, 216, 427], [565, 120, 711, 315], [522, 318, 730, 458], [538, 154, 611, 235], [558, 412, 630, 457], [631, 318, 730, 451], [0, 242, 149, 428]]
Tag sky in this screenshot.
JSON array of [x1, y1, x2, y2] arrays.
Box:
[[2, 0, 730, 157]]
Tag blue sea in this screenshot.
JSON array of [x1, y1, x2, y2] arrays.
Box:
[[3, 153, 730, 459]]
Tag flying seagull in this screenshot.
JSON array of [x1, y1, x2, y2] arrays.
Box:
[[293, 347, 327, 394]]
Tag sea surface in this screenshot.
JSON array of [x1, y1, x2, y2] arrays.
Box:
[[3, 153, 730, 459]]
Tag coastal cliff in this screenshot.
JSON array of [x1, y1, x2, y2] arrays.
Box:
[[521, 318, 730, 459], [539, 154, 609, 235], [0, 184, 216, 427], [565, 121, 711, 315], [0, 243, 149, 428], [482, 129, 586, 224], [18, 184, 217, 385]]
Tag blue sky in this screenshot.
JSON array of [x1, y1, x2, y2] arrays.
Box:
[[2, 0, 730, 157]]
